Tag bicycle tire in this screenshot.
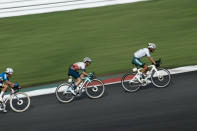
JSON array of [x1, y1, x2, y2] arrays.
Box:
[[85, 79, 105, 99], [151, 68, 171, 88], [55, 83, 74, 103], [121, 72, 141, 92], [10, 92, 30, 112]]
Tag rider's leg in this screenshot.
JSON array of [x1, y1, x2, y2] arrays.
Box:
[[69, 74, 83, 95], [132, 57, 147, 74], [74, 77, 82, 89], [0, 85, 8, 112], [141, 65, 148, 74], [68, 68, 81, 90], [73, 73, 85, 88], [0, 84, 8, 101], [80, 73, 85, 79]]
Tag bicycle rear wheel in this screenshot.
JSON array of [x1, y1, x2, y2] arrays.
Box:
[[151, 68, 171, 88], [10, 92, 30, 112], [55, 83, 74, 103], [121, 72, 141, 92], [85, 79, 105, 99]]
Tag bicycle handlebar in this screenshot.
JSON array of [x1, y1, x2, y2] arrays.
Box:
[[89, 72, 95, 79], [10, 86, 21, 94], [152, 58, 162, 67]]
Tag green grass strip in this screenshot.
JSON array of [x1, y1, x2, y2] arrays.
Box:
[[0, 0, 197, 86]]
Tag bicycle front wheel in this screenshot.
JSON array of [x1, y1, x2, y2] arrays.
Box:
[[55, 83, 74, 103], [121, 72, 141, 92], [10, 92, 31, 112], [151, 68, 171, 88], [85, 79, 105, 99]]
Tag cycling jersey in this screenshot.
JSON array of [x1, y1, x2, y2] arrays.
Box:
[[0, 73, 8, 87], [72, 62, 86, 72], [134, 48, 151, 58], [0, 73, 8, 82], [68, 62, 86, 79]]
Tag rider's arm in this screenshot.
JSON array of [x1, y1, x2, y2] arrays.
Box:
[[5, 80, 15, 88], [81, 63, 89, 76], [146, 49, 156, 65], [81, 71, 89, 77], [148, 56, 156, 65]]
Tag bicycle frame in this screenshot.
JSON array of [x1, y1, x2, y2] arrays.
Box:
[[0, 88, 15, 110], [133, 65, 159, 84], [77, 76, 92, 90], [3, 88, 16, 103], [67, 76, 92, 95]]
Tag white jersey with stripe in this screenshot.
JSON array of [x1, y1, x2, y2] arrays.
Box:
[[72, 62, 86, 71], [134, 48, 151, 58]]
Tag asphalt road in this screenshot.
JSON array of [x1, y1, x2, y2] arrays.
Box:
[[1, 71, 197, 131]]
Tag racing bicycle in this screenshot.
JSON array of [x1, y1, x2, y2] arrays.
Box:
[[121, 59, 171, 92], [0, 86, 31, 113], [55, 73, 105, 103]]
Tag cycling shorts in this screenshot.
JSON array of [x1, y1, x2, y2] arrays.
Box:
[[68, 68, 80, 79], [132, 57, 145, 67]]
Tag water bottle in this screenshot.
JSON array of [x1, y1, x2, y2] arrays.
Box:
[[133, 68, 137, 72], [68, 76, 72, 84]]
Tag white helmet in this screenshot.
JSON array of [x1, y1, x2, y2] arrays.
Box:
[[83, 57, 92, 63], [148, 43, 156, 49], [5, 68, 14, 74]]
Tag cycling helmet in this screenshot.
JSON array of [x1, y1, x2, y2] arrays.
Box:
[[83, 57, 92, 63], [148, 43, 156, 49], [5, 67, 14, 74]]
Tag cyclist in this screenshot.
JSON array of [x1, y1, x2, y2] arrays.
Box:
[[68, 57, 92, 95], [132, 43, 157, 79], [0, 68, 19, 112]]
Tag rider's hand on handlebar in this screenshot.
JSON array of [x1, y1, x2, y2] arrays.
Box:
[[155, 63, 160, 68], [154, 59, 161, 67], [89, 73, 94, 79], [13, 83, 21, 90], [14, 83, 19, 88]]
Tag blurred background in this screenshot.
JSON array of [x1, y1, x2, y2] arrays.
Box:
[[0, 0, 197, 86]]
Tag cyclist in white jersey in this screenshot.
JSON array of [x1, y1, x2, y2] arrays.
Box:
[[132, 43, 157, 76], [68, 57, 92, 95]]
